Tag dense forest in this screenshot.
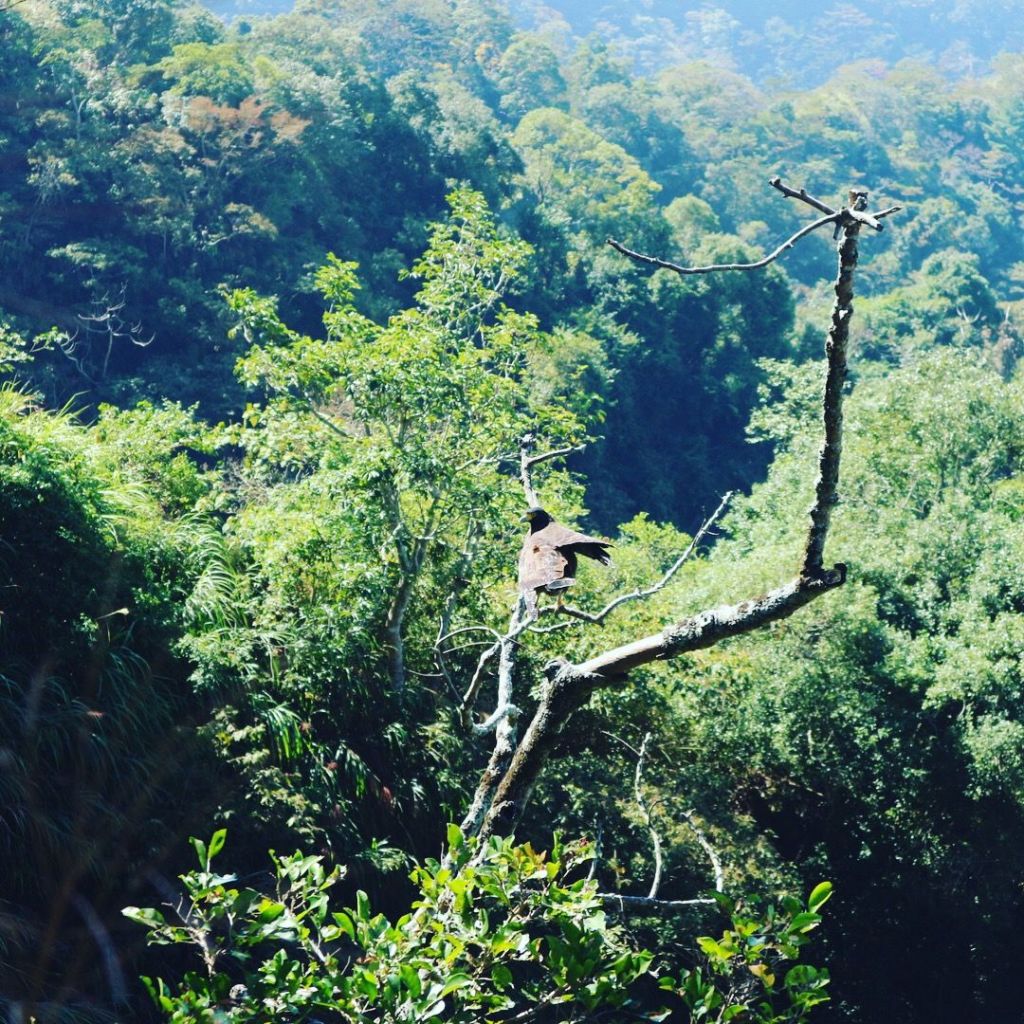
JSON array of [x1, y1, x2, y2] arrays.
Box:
[[3, 0, 1024, 1021]]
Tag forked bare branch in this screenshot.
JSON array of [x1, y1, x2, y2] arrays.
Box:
[[519, 432, 586, 508], [609, 178, 900, 279]]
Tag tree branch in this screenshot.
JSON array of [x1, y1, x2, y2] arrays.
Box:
[[457, 595, 529, 838], [457, 612, 531, 732], [305, 400, 349, 440], [768, 176, 838, 216], [452, 432, 590, 832], [681, 807, 725, 895], [802, 190, 866, 577], [634, 733, 663, 899], [599, 893, 717, 911], [519, 433, 586, 508], [608, 213, 838, 276], [573, 570, 844, 680]]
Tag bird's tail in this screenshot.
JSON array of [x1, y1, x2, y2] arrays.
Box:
[[544, 578, 575, 592]]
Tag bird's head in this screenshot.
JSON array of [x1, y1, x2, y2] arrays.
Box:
[[521, 506, 552, 530]]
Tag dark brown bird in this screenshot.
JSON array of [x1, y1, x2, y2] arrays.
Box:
[[518, 507, 612, 615]]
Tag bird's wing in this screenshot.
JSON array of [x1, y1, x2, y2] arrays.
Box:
[[536, 524, 613, 564], [519, 538, 570, 591], [570, 542, 612, 565]]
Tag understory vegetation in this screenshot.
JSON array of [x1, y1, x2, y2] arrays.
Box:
[[3, 1, 1024, 1021]]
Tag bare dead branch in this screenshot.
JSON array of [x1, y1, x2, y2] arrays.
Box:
[[634, 733, 663, 898], [873, 205, 902, 221], [457, 432, 590, 832], [519, 433, 586, 508], [768, 176, 837, 216], [681, 808, 725, 894], [585, 818, 603, 883], [801, 198, 864, 576], [458, 594, 530, 838], [42, 286, 155, 383], [441, 430, 587, 717], [525, 444, 587, 469], [574, 569, 844, 680], [457, 612, 531, 731], [599, 893, 716, 910], [438, 624, 504, 645], [596, 731, 666, 898], [603, 732, 725, 899], [608, 213, 837, 276]]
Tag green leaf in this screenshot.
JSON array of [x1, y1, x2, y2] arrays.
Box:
[[447, 823, 464, 851], [787, 911, 822, 933], [400, 963, 422, 998], [190, 835, 208, 870], [122, 906, 167, 930], [492, 964, 513, 990], [441, 973, 473, 998], [697, 936, 731, 961], [333, 910, 356, 941], [256, 899, 286, 922], [208, 828, 227, 862], [807, 881, 833, 913], [355, 889, 370, 922]]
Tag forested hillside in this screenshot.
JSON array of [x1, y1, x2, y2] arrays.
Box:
[[3, 1, 1024, 1022], [516, 0, 1024, 82]]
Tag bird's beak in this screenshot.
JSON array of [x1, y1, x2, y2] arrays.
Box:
[[520, 511, 533, 522]]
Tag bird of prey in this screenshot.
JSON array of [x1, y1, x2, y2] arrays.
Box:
[[518, 507, 612, 616]]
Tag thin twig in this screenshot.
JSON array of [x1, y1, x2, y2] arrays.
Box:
[[525, 444, 587, 469], [598, 893, 716, 910], [457, 615, 531, 729], [608, 213, 837, 276], [585, 818, 603, 883], [306, 402, 348, 440], [633, 733, 663, 899], [873, 205, 902, 220], [597, 730, 666, 898], [438, 625, 504, 645], [680, 809, 725, 894]]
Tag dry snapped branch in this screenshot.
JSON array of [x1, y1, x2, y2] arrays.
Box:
[[450, 178, 900, 856]]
